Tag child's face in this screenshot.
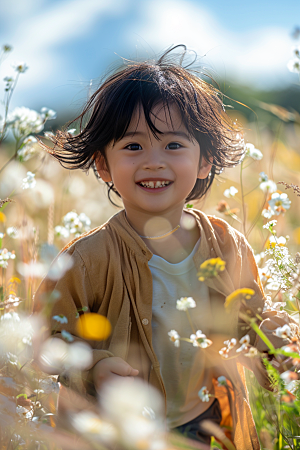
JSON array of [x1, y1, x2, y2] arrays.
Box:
[[96, 103, 212, 216]]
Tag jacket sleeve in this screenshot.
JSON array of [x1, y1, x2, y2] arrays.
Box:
[[34, 246, 114, 397], [236, 232, 299, 390]]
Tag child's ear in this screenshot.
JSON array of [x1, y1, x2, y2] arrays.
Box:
[[197, 157, 213, 180], [95, 155, 112, 182]]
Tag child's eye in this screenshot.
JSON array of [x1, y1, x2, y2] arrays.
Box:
[[125, 143, 142, 151], [166, 142, 182, 150]]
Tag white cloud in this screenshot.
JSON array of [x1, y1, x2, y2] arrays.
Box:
[[127, 0, 293, 88]]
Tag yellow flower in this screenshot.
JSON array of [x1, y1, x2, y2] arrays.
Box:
[[76, 313, 112, 341], [197, 257, 226, 281], [224, 288, 255, 312]]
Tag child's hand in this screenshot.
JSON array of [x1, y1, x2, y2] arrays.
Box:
[[93, 357, 139, 391]]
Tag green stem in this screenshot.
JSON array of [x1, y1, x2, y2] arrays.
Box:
[[249, 320, 275, 351]]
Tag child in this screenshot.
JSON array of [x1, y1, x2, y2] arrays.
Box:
[[36, 45, 298, 449]]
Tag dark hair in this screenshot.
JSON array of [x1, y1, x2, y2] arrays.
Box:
[[41, 45, 244, 205]]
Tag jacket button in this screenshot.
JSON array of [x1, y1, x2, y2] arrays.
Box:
[[142, 318, 149, 325]]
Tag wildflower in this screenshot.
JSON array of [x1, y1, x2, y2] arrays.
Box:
[[259, 172, 268, 182], [219, 347, 229, 358], [65, 341, 93, 370], [224, 186, 238, 198], [269, 235, 286, 248], [287, 58, 300, 73], [268, 192, 291, 215], [198, 386, 210, 402], [259, 179, 277, 193], [3, 44, 13, 52], [176, 296, 196, 311], [12, 62, 29, 73], [39, 378, 60, 394], [217, 376, 227, 386], [168, 330, 180, 347], [6, 227, 18, 239], [17, 135, 38, 162], [7, 106, 44, 135], [3, 76, 14, 91], [40, 107, 57, 120], [198, 257, 226, 281], [224, 288, 255, 312], [67, 128, 77, 135], [71, 411, 117, 442], [292, 46, 300, 58], [52, 315, 68, 324], [265, 279, 281, 291], [59, 211, 91, 238], [0, 248, 16, 268], [245, 143, 263, 160], [61, 329, 74, 342], [54, 225, 70, 239], [219, 338, 237, 359], [190, 330, 212, 348], [224, 338, 237, 349], [263, 297, 286, 312], [262, 208, 274, 219], [244, 347, 258, 358], [274, 324, 292, 339], [263, 220, 277, 231], [22, 171, 36, 189], [236, 334, 250, 353]]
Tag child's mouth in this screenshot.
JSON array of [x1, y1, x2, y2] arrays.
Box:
[[137, 180, 173, 192]]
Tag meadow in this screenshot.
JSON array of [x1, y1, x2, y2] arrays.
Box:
[[0, 42, 300, 449]]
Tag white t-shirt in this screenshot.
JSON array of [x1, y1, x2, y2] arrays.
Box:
[[148, 239, 215, 428]]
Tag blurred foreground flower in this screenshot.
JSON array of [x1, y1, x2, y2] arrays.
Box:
[[190, 330, 212, 348], [224, 288, 255, 312], [245, 143, 263, 160], [100, 377, 166, 450], [274, 324, 292, 339], [168, 330, 180, 347], [198, 257, 226, 281], [39, 338, 92, 372], [22, 171, 36, 189], [224, 186, 238, 198], [176, 296, 196, 311], [70, 411, 117, 444], [76, 313, 111, 341]]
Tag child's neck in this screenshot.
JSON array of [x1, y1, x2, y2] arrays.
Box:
[[125, 206, 200, 264]]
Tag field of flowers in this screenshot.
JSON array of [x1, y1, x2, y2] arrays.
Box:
[[0, 42, 300, 449]]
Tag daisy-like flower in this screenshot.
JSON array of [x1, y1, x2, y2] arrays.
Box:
[[244, 347, 258, 358], [245, 143, 263, 160], [259, 179, 277, 193], [217, 376, 227, 386], [224, 186, 238, 198], [190, 330, 212, 348], [224, 338, 237, 349], [224, 288, 255, 312], [168, 330, 180, 347], [198, 257, 226, 281], [269, 235, 286, 248], [236, 334, 250, 353], [219, 338, 237, 359], [53, 315, 68, 324], [12, 62, 29, 73], [268, 192, 291, 215], [274, 324, 292, 339], [263, 220, 277, 231], [176, 297, 196, 311], [219, 347, 229, 358], [22, 171, 36, 190], [198, 386, 210, 402]]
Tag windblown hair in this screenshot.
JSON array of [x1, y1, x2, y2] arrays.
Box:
[[41, 45, 245, 205]]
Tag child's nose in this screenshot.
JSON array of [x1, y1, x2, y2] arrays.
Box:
[[142, 150, 166, 170]]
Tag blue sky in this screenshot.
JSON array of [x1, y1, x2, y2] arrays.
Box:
[[0, 0, 299, 115]]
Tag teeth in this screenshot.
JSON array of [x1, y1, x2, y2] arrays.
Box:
[[140, 181, 170, 188]]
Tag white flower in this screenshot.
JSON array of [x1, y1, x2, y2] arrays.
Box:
[[245, 143, 263, 160], [262, 208, 274, 219], [7, 107, 44, 135], [168, 330, 180, 347], [254, 251, 265, 265], [259, 172, 268, 182], [268, 192, 291, 214], [22, 171, 36, 189], [40, 107, 57, 120], [176, 296, 196, 311], [265, 279, 281, 291], [17, 135, 38, 162], [67, 128, 77, 135], [71, 411, 117, 442], [224, 338, 237, 349], [61, 330, 74, 342], [39, 378, 60, 394], [60, 211, 91, 237], [12, 62, 29, 73], [288, 58, 300, 73], [259, 180, 277, 193], [244, 347, 258, 358], [190, 330, 212, 348], [263, 297, 286, 312], [54, 225, 70, 239], [275, 324, 292, 339], [224, 186, 238, 198], [217, 376, 227, 386], [219, 347, 229, 358], [236, 334, 250, 353], [65, 341, 93, 370], [198, 386, 210, 402], [263, 220, 277, 230], [269, 235, 286, 247], [6, 227, 18, 239]]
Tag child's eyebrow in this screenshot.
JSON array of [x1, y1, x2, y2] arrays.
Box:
[[122, 131, 191, 140]]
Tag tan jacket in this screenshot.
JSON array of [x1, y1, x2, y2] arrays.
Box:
[[35, 209, 299, 450]]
